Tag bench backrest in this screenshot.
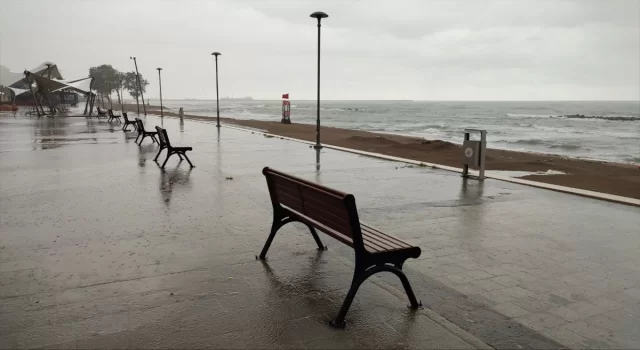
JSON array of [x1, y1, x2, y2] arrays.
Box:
[[135, 118, 145, 133], [155, 126, 171, 147], [263, 167, 364, 251], [123, 112, 129, 122]]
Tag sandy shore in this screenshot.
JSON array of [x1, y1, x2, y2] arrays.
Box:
[[122, 103, 640, 200]]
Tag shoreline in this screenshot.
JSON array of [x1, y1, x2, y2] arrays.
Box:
[[123, 103, 640, 200]]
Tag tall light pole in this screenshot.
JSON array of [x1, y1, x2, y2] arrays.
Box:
[[211, 52, 221, 128], [157, 68, 164, 118], [130, 56, 147, 116], [310, 11, 328, 150], [119, 79, 124, 112]]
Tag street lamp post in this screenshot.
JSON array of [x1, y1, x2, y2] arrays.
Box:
[[157, 68, 164, 118], [120, 79, 124, 112], [310, 11, 328, 150], [130, 56, 147, 116], [211, 52, 222, 128]]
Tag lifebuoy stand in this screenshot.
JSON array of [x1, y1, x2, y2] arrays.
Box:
[[281, 93, 291, 124]]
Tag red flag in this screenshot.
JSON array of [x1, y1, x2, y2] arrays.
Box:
[[282, 93, 289, 99]]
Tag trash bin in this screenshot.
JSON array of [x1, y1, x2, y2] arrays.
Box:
[[462, 129, 487, 180]]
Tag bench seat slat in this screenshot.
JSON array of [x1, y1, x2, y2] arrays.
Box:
[[361, 224, 412, 250]]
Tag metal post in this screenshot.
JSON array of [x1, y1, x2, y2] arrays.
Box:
[[157, 68, 164, 118], [462, 132, 470, 178], [479, 130, 486, 179], [130, 57, 140, 114], [84, 78, 94, 115], [310, 12, 328, 150], [131, 57, 147, 115], [211, 52, 221, 128], [25, 72, 41, 118], [120, 79, 124, 112]]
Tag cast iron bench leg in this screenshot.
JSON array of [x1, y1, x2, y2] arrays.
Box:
[[154, 147, 164, 161], [331, 264, 420, 328], [259, 216, 326, 260], [182, 153, 194, 168], [162, 151, 173, 168]]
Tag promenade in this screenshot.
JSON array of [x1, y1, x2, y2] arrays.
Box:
[[1, 114, 638, 349]]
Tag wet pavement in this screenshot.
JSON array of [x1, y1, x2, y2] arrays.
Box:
[[0, 114, 639, 349]]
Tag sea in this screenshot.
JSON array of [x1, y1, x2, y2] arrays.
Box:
[[162, 100, 640, 164]]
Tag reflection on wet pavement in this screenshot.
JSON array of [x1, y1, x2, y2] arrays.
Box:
[[0, 114, 638, 349]]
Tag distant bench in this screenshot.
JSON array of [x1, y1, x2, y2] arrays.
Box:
[[258, 167, 422, 327], [154, 126, 194, 168], [107, 109, 121, 123]]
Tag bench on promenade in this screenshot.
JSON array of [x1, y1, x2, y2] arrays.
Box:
[[258, 167, 422, 327], [154, 126, 194, 168], [134, 118, 158, 145], [122, 112, 137, 131], [107, 109, 122, 123], [95, 107, 107, 119]]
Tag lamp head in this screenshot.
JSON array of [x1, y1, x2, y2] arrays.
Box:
[[310, 11, 328, 19], [157, 67, 163, 71], [211, 52, 221, 57]]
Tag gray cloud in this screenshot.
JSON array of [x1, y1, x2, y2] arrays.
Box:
[[0, 0, 638, 100]]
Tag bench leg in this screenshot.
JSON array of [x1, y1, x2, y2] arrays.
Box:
[[135, 133, 140, 143], [389, 264, 420, 309], [259, 216, 325, 260], [162, 151, 173, 168], [154, 147, 164, 161], [151, 135, 158, 144], [331, 265, 378, 328], [308, 225, 326, 251], [182, 153, 194, 168], [258, 216, 282, 260], [331, 264, 420, 328]]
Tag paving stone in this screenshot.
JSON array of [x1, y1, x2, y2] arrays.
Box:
[[472, 279, 506, 291], [512, 296, 554, 313], [542, 327, 586, 347], [491, 275, 521, 287], [500, 286, 537, 299], [515, 312, 567, 332], [547, 306, 580, 322], [493, 302, 531, 318]]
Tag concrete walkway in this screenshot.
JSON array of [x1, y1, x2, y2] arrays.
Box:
[[0, 114, 638, 349]]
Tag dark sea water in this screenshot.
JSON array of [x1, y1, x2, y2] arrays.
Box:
[[163, 100, 640, 164]]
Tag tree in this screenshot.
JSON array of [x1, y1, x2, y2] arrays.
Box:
[[89, 65, 121, 108], [123, 71, 149, 101]]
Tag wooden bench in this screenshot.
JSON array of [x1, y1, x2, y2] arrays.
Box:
[[154, 126, 194, 168], [134, 118, 158, 145], [122, 112, 137, 131], [258, 167, 422, 327], [95, 107, 107, 119], [107, 109, 122, 123]]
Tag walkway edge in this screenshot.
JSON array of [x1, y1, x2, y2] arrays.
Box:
[[221, 123, 640, 208], [421, 306, 494, 350]]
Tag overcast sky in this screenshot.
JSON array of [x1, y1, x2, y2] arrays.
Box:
[[1, 0, 638, 100]]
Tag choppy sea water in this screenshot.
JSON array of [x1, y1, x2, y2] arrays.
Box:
[[163, 100, 640, 164]]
